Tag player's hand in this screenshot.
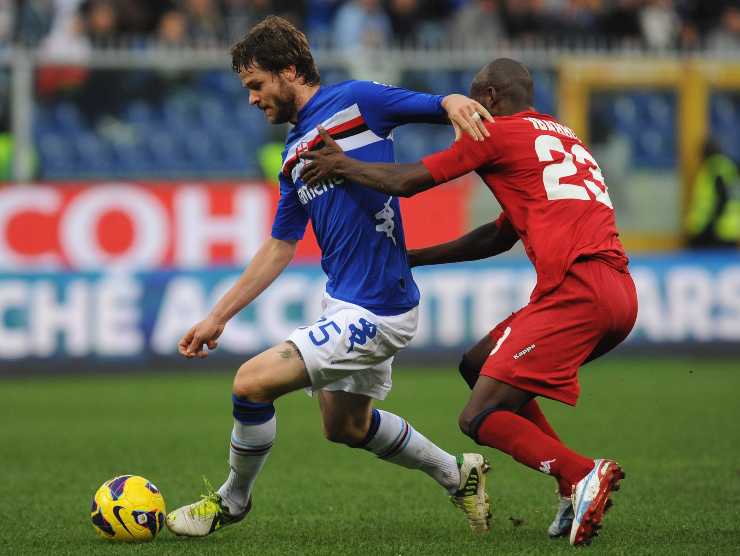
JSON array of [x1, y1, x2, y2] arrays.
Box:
[[178, 316, 224, 359], [299, 127, 347, 186], [441, 94, 493, 142]]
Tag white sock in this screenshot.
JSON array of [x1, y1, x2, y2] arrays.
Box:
[[218, 416, 276, 514], [362, 409, 460, 493]]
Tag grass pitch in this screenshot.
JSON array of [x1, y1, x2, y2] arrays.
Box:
[[2, 357, 739, 555]]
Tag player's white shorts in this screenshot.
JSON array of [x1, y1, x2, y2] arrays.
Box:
[[287, 294, 418, 400]]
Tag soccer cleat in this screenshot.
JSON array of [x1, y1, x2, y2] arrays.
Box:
[[547, 494, 574, 538], [450, 453, 492, 534], [166, 481, 251, 537], [570, 459, 625, 546]]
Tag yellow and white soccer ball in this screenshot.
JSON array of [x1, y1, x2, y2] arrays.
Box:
[[90, 475, 166, 542]]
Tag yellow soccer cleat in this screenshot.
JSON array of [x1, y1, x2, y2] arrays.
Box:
[[450, 453, 491, 534]]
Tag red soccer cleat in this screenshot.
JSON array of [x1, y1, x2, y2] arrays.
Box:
[[569, 459, 625, 546]]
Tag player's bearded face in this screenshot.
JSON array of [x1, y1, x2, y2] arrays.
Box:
[[267, 76, 298, 124], [241, 66, 298, 124]]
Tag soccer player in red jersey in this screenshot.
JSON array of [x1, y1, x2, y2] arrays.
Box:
[[299, 58, 638, 547]]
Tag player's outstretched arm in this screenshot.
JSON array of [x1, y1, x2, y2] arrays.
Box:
[[300, 127, 437, 197], [408, 217, 519, 268], [352, 81, 492, 142], [178, 237, 297, 359]]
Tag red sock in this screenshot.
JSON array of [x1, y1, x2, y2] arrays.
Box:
[[518, 400, 572, 496], [519, 399, 560, 440], [476, 410, 594, 487]]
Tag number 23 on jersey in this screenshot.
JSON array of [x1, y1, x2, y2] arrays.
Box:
[[534, 134, 613, 209]]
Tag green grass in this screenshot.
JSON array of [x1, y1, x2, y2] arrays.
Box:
[[2, 358, 740, 555]]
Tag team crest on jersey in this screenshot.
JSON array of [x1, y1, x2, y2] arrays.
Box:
[[283, 104, 386, 185]]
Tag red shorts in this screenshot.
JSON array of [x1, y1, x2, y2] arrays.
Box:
[[480, 258, 638, 406]]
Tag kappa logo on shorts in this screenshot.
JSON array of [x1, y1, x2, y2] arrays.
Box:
[[513, 344, 536, 359], [347, 318, 377, 353]]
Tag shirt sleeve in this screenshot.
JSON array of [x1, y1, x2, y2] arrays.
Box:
[[271, 174, 309, 241], [351, 80, 446, 137], [422, 126, 500, 184]]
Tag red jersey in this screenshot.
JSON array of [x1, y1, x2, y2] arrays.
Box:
[[422, 110, 629, 301]]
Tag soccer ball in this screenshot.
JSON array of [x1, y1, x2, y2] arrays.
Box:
[[90, 475, 166, 542]]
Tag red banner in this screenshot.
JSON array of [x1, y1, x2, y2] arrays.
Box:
[[0, 180, 472, 270]]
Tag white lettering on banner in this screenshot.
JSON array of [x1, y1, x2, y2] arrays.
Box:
[[0, 281, 29, 358], [174, 187, 268, 268], [219, 315, 262, 353], [666, 268, 713, 341], [472, 271, 511, 336], [0, 186, 62, 268], [413, 294, 431, 346], [95, 274, 143, 355], [632, 266, 740, 342], [211, 276, 263, 353], [717, 269, 740, 340], [308, 281, 327, 323], [259, 275, 314, 344], [418, 273, 469, 347], [31, 280, 88, 357], [521, 273, 538, 305], [151, 278, 208, 354], [61, 185, 168, 269], [5, 262, 740, 363], [632, 269, 666, 341]]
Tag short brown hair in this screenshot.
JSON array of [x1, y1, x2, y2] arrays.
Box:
[[231, 15, 320, 86]]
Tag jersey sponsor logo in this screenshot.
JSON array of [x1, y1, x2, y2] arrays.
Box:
[[513, 343, 536, 359], [374, 197, 397, 245], [296, 178, 344, 206]]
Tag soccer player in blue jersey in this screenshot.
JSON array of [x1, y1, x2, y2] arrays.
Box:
[[165, 16, 495, 537]]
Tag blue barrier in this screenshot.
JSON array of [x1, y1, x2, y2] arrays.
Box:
[[1, 252, 739, 368]]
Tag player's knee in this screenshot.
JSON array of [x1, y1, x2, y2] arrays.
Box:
[[458, 354, 481, 390], [459, 406, 500, 444], [232, 361, 273, 403], [458, 409, 475, 439]]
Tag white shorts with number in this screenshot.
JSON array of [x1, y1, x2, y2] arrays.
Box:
[[287, 294, 418, 400]]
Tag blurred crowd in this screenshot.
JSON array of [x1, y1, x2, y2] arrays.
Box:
[[0, 0, 738, 54]]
